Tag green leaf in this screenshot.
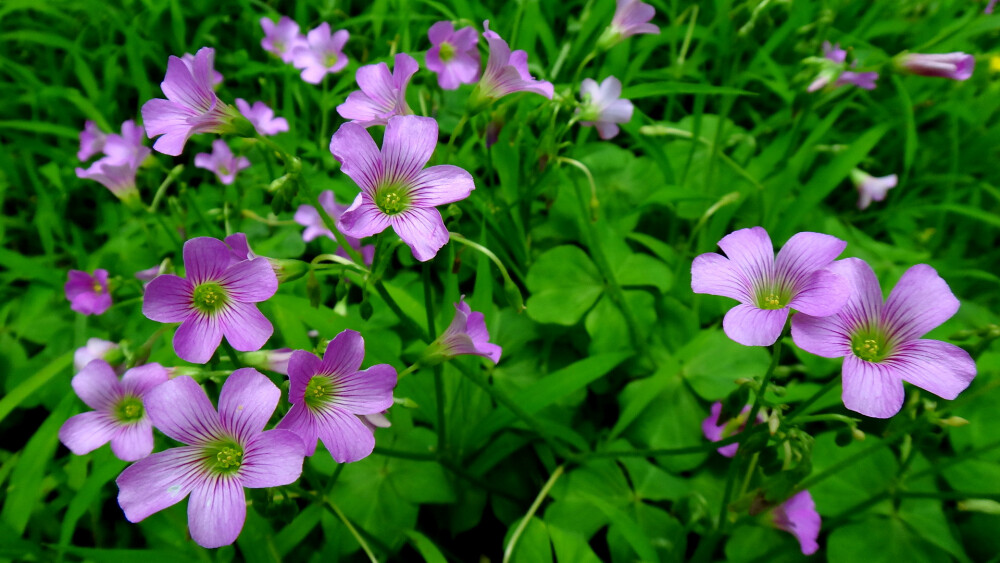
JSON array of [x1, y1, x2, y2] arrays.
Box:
[[898, 499, 970, 563], [0, 350, 72, 425], [809, 433, 898, 516], [623, 81, 757, 98], [405, 530, 448, 563], [610, 361, 679, 440], [578, 492, 658, 562], [680, 329, 770, 400], [615, 253, 673, 293], [827, 516, 951, 563], [526, 245, 604, 326], [547, 525, 603, 563], [504, 517, 553, 563], [624, 374, 708, 472], [584, 290, 655, 355]]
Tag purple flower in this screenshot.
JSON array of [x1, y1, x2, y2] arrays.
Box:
[[181, 52, 223, 88], [988, 0, 998, 14], [142, 237, 278, 364], [701, 402, 763, 457], [141, 47, 242, 156], [791, 259, 976, 418], [75, 158, 143, 201], [836, 70, 879, 90], [66, 269, 112, 316], [426, 296, 502, 364], [610, 0, 660, 38], [78, 120, 107, 161], [136, 264, 163, 284], [291, 23, 349, 84], [102, 120, 151, 167], [475, 21, 554, 102], [692, 227, 850, 346], [59, 360, 169, 461], [194, 139, 251, 185], [293, 190, 375, 264], [116, 368, 306, 548], [74, 338, 120, 372], [822, 41, 847, 64], [337, 53, 418, 127], [851, 169, 898, 210], [260, 16, 305, 63], [808, 42, 879, 92], [276, 330, 396, 463], [578, 76, 633, 140], [329, 115, 475, 262], [772, 490, 821, 555], [897, 52, 975, 81], [235, 99, 289, 136], [426, 21, 481, 90]]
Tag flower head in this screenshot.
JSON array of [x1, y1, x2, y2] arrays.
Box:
[[701, 402, 764, 457], [691, 227, 850, 346], [74, 338, 121, 372], [181, 52, 223, 88], [988, 0, 998, 14], [851, 169, 898, 210], [260, 16, 304, 63], [329, 115, 475, 261], [808, 42, 878, 92], [76, 120, 151, 203], [66, 269, 112, 316], [424, 296, 502, 364], [772, 490, 821, 555], [578, 76, 633, 140], [116, 368, 305, 548], [426, 21, 481, 90], [59, 360, 169, 461], [236, 99, 289, 136], [142, 236, 278, 364], [897, 52, 975, 81], [194, 139, 251, 185], [141, 47, 243, 156], [792, 259, 976, 418], [293, 190, 375, 264], [78, 120, 107, 161], [475, 21, 554, 103], [276, 330, 397, 463], [292, 23, 349, 84], [598, 0, 660, 48], [337, 53, 418, 127]]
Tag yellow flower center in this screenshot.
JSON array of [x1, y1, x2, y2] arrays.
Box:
[[192, 282, 228, 314], [439, 42, 455, 62]]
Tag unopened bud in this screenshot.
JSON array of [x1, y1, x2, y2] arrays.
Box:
[[851, 428, 866, 441], [269, 258, 309, 283], [360, 300, 374, 321], [958, 499, 1000, 514], [938, 416, 969, 428]]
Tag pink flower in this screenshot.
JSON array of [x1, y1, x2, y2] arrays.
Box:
[[74, 338, 121, 372], [897, 52, 975, 81], [194, 139, 251, 185], [75, 120, 151, 202], [59, 360, 169, 461], [772, 491, 821, 555], [578, 76, 633, 140], [701, 402, 763, 457], [610, 0, 660, 38], [141, 47, 242, 156], [276, 330, 397, 463], [429, 296, 502, 364], [792, 259, 976, 418], [293, 190, 375, 264], [77, 120, 107, 161], [475, 21, 553, 102], [65, 269, 112, 316], [329, 115, 475, 262], [808, 42, 878, 92], [181, 52, 223, 88], [337, 53, 418, 127], [235, 99, 289, 136], [426, 21, 481, 90], [116, 369, 306, 548], [291, 23, 349, 84], [851, 169, 898, 210], [260, 16, 304, 63]]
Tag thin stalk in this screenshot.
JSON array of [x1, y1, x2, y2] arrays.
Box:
[[503, 465, 565, 563], [327, 498, 378, 563], [148, 164, 184, 213], [784, 374, 841, 423], [423, 264, 447, 455]]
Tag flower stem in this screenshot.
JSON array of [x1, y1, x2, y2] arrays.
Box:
[[503, 465, 565, 563], [326, 498, 378, 563], [783, 374, 841, 423], [423, 264, 448, 455]]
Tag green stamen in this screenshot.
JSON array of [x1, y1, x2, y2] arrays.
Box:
[[375, 184, 411, 215], [851, 330, 890, 362], [439, 42, 455, 62], [304, 375, 335, 410], [755, 286, 791, 310], [205, 440, 244, 474], [92, 282, 104, 294], [324, 52, 339, 68], [192, 282, 228, 314], [114, 396, 145, 423]]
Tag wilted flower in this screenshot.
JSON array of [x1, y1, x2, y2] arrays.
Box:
[[292, 23, 349, 84], [276, 330, 396, 463], [897, 52, 975, 81], [772, 490, 821, 555], [141, 47, 245, 156], [792, 258, 977, 418], [59, 360, 169, 461], [578, 76, 633, 140], [337, 53, 418, 127], [691, 227, 850, 346], [473, 21, 553, 104], [74, 338, 121, 372], [236, 99, 289, 136], [701, 402, 763, 457], [181, 52, 223, 88], [422, 296, 502, 365], [65, 269, 112, 316], [116, 369, 306, 548], [142, 236, 278, 364], [194, 139, 250, 185], [851, 169, 898, 210], [426, 21, 481, 90], [329, 115, 475, 261], [75, 158, 144, 202], [293, 190, 375, 263], [260, 16, 304, 63]]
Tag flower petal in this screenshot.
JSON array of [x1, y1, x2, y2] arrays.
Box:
[[722, 304, 788, 347], [841, 355, 905, 418], [161, 55, 213, 112], [116, 445, 204, 522], [110, 420, 155, 461], [218, 257, 278, 303], [790, 312, 852, 358], [716, 227, 774, 286], [121, 363, 170, 396], [337, 195, 391, 239], [219, 302, 273, 352], [276, 403, 320, 456], [329, 122, 382, 194], [888, 340, 976, 400], [71, 359, 121, 410], [788, 269, 850, 317], [59, 411, 116, 455], [882, 264, 960, 342], [316, 407, 376, 463], [218, 368, 280, 442], [187, 477, 246, 548], [184, 237, 232, 285], [382, 115, 437, 183], [330, 364, 397, 414], [410, 164, 475, 207], [691, 252, 752, 303], [776, 490, 821, 555], [826, 258, 884, 333], [145, 375, 224, 445], [143, 274, 195, 323], [141, 99, 198, 156], [174, 312, 224, 364], [774, 232, 846, 289], [320, 330, 366, 376], [389, 206, 450, 262], [286, 350, 323, 404], [428, 20, 454, 44], [239, 429, 305, 488]]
